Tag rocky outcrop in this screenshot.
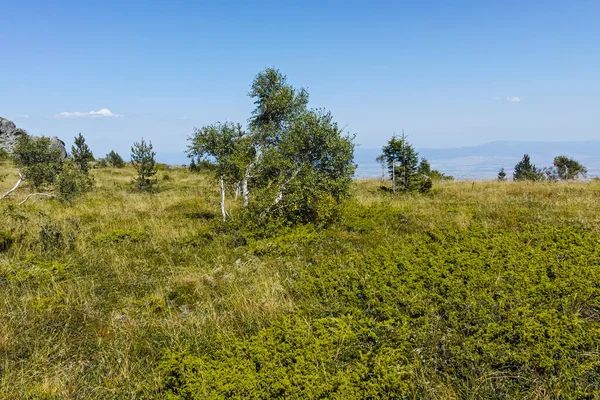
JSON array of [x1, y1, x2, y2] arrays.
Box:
[[0, 117, 67, 158], [0, 117, 27, 153], [49, 136, 68, 158]]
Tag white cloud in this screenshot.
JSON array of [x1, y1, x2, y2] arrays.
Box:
[[16, 114, 30, 119], [53, 108, 124, 118], [495, 96, 522, 103]]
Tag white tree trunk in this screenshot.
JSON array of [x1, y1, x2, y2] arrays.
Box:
[[220, 176, 226, 221], [1, 171, 24, 200], [274, 169, 300, 205], [242, 164, 252, 207], [242, 149, 262, 208]]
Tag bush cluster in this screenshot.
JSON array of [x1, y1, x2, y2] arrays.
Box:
[[158, 218, 600, 398]]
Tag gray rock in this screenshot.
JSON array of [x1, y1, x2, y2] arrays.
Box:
[[0, 117, 27, 153], [0, 117, 67, 158], [49, 136, 68, 158]]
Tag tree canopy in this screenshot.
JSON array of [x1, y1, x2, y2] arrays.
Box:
[[513, 154, 543, 181], [380, 134, 431, 192], [187, 68, 356, 224]]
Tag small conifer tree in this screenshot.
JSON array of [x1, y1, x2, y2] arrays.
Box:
[[498, 167, 507, 181], [106, 150, 126, 168], [513, 154, 543, 181], [380, 134, 431, 192], [71, 133, 94, 173], [130, 138, 157, 191]]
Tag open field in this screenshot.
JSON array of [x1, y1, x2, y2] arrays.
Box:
[[2, 161, 600, 398]]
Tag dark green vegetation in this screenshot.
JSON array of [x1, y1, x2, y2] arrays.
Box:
[[507, 154, 588, 182], [188, 68, 356, 224], [131, 138, 158, 192], [7, 134, 92, 204], [1, 162, 600, 398], [72, 133, 94, 174], [105, 150, 126, 169], [379, 134, 452, 193]]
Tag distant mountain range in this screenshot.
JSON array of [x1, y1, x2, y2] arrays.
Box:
[[156, 140, 600, 180], [354, 141, 600, 179]]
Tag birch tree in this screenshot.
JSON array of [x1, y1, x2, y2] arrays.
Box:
[[187, 122, 251, 220]]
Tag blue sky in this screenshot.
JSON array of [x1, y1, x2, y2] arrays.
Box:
[[1, 0, 599, 160]]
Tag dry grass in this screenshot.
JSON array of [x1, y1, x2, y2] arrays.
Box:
[[1, 160, 600, 398]]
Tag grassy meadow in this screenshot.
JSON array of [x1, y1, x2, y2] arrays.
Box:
[[1, 159, 600, 398]]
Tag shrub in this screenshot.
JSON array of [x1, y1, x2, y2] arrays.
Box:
[[93, 158, 109, 168], [13, 135, 64, 189], [106, 150, 126, 168], [95, 229, 149, 244], [157, 316, 415, 399], [0, 231, 14, 253], [55, 161, 91, 202], [38, 221, 77, 252]]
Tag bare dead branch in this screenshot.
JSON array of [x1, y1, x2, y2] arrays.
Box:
[[1, 171, 24, 200], [18, 192, 56, 205]]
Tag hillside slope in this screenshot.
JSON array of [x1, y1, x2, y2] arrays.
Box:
[[1, 161, 600, 398]]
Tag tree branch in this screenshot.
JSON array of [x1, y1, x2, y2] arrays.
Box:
[[18, 192, 56, 205], [274, 168, 300, 205], [1, 171, 24, 200]]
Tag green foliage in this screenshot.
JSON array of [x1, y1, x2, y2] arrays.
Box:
[[187, 122, 250, 186], [38, 220, 77, 252], [0, 230, 14, 252], [513, 154, 543, 181], [381, 135, 432, 192], [96, 229, 149, 244], [13, 135, 64, 189], [1, 257, 71, 286], [498, 167, 507, 181], [552, 155, 587, 180], [106, 150, 126, 168], [158, 218, 600, 398], [158, 316, 414, 399], [55, 160, 91, 202], [188, 158, 199, 172], [253, 109, 356, 224], [187, 68, 356, 225], [248, 67, 309, 145], [71, 133, 94, 173], [0, 148, 9, 161], [93, 157, 109, 168], [131, 138, 158, 191], [248, 69, 356, 224], [3, 161, 600, 398], [417, 157, 453, 183]]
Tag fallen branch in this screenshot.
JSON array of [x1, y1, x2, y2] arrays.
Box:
[[18, 192, 56, 205], [0, 171, 24, 200]]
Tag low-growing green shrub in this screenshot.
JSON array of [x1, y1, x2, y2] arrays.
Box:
[[55, 161, 92, 202], [172, 228, 213, 248], [1, 256, 71, 286], [158, 315, 415, 399], [38, 221, 77, 252], [0, 230, 14, 252], [95, 229, 149, 244]]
